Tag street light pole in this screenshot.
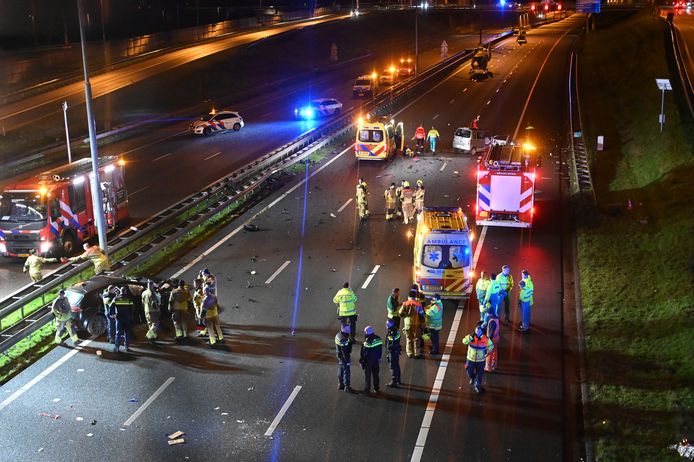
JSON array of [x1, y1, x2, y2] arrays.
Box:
[[62, 101, 72, 164], [415, 7, 419, 77], [77, 0, 108, 255]]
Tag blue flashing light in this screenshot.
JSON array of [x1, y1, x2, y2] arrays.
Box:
[[499, 0, 507, 7], [296, 106, 315, 119]]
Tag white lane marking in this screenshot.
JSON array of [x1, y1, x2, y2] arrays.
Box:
[[152, 152, 172, 162], [337, 198, 353, 213], [432, 114, 439, 120], [123, 130, 186, 156], [449, 99, 455, 104], [170, 143, 354, 279], [0, 339, 94, 411], [473, 225, 488, 270], [486, 100, 491, 105], [205, 151, 222, 161], [512, 26, 572, 140], [265, 260, 291, 285], [410, 308, 464, 462], [463, 87, 468, 92], [123, 377, 175, 426], [264, 385, 302, 436], [439, 161, 448, 172], [129, 186, 150, 197], [360, 265, 381, 289]]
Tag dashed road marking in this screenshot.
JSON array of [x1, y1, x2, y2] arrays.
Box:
[[360, 265, 381, 289], [264, 386, 302, 436], [265, 260, 291, 285], [338, 198, 353, 213], [152, 152, 172, 162], [129, 186, 150, 197], [439, 161, 448, 172], [205, 151, 222, 161], [124, 377, 175, 426], [432, 114, 439, 120], [449, 99, 455, 104]]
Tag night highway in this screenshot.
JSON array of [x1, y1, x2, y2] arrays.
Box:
[[0, 10, 587, 461]]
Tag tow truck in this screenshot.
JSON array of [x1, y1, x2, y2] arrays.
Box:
[[469, 45, 493, 80], [0, 156, 129, 257], [476, 141, 536, 228]]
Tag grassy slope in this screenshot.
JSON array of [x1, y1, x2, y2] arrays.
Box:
[[578, 10, 694, 461]]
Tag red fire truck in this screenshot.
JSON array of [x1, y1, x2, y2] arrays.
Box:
[[0, 156, 128, 257], [475, 142, 536, 228]]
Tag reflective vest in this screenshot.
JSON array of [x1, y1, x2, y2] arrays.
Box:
[[333, 288, 357, 317], [170, 287, 191, 311], [496, 273, 514, 292], [203, 294, 219, 318], [399, 299, 422, 330], [427, 129, 440, 139], [485, 279, 501, 302], [475, 278, 490, 301], [51, 297, 72, 321], [414, 127, 426, 139], [142, 289, 160, 314], [70, 246, 111, 273], [335, 333, 352, 361], [520, 277, 534, 304], [361, 335, 383, 363], [386, 294, 400, 318], [384, 189, 396, 208], [401, 187, 414, 204], [463, 334, 493, 362], [425, 300, 443, 330], [487, 317, 500, 343]]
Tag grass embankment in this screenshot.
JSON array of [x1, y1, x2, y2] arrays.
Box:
[[577, 10, 694, 461]]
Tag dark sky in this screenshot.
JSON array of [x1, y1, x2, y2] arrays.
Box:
[[0, 0, 339, 49]]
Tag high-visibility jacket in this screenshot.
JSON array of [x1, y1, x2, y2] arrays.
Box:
[[484, 279, 501, 304], [427, 129, 440, 140], [425, 300, 443, 330], [401, 187, 414, 204], [476, 278, 490, 303], [202, 294, 219, 318], [519, 277, 534, 304], [399, 298, 422, 330], [414, 126, 426, 139], [496, 273, 514, 292], [24, 255, 57, 279], [386, 294, 400, 319], [487, 317, 500, 343], [384, 189, 396, 208], [463, 334, 493, 362], [333, 288, 357, 317], [169, 287, 191, 311], [51, 296, 72, 322], [142, 289, 160, 315], [414, 188, 425, 208], [69, 246, 111, 274], [356, 187, 367, 205], [360, 334, 383, 363]]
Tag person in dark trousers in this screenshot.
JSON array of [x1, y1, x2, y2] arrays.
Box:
[[386, 288, 401, 329], [385, 320, 402, 388], [101, 285, 119, 344], [112, 288, 134, 353], [335, 325, 353, 393], [360, 326, 383, 395], [462, 321, 494, 393]]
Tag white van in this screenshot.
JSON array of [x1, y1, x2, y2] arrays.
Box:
[[452, 127, 492, 155]]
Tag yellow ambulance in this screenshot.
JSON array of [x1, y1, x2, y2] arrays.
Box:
[[355, 115, 404, 161], [413, 207, 474, 299]]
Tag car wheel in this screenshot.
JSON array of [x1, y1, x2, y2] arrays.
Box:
[[61, 231, 78, 256], [203, 127, 212, 136], [233, 122, 241, 131], [471, 147, 477, 156], [86, 313, 108, 337]]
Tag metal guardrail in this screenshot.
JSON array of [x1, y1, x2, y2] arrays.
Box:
[[666, 19, 694, 118], [567, 51, 596, 202], [0, 29, 515, 355]]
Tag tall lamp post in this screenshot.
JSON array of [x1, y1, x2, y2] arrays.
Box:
[[62, 101, 72, 164], [77, 0, 108, 254]]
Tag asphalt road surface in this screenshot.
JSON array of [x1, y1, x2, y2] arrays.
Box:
[[671, 7, 694, 93], [0, 16, 585, 461]]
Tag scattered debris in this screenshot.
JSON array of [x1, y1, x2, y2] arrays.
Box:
[[331, 268, 336, 272], [236, 420, 244, 423], [221, 412, 229, 416], [250, 256, 258, 262], [453, 170, 460, 175], [91, 420, 97, 425], [76, 417, 84, 421], [38, 412, 60, 420], [77, 369, 84, 373], [330, 213, 336, 218], [96, 350, 102, 356], [38, 448, 44, 453], [244, 224, 260, 232], [248, 387, 254, 391], [128, 398, 139, 403], [168, 431, 185, 440], [86, 433, 93, 437], [167, 416, 171, 419], [168, 438, 185, 446], [250, 270, 257, 275], [248, 298, 259, 303], [52, 398, 61, 403], [119, 428, 126, 431], [214, 407, 220, 410]]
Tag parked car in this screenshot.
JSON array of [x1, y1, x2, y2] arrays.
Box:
[[190, 110, 244, 136], [294, 98, 343, 119]]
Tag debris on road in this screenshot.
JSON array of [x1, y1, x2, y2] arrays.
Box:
[[214, 407, 220, 410], [91, 420, 97, 425], [38, 412, 60, 420], [236, 420, 244, 423], [330, 213, 336, 218], [77, 369, 85, 372], [38, 448, 44, 453], [247, 387, 254, 391], [96, 350, 102, 356], [244, 224, 260, 232], [250, 270, 257, 275], [75, 417, 84, 421], [221, 412, 229, 416], [168, 431, 185, 439], [52, 398, 61, 403], [168, 438, 185, 446], [86, 433, 93, 437], [128, 398, 139, 403], [248, 298, 259, 303]]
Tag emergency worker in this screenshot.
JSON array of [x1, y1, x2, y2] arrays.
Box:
[[414, 180, 425, 217], [518, 270, 534, 332], [101, 285, 119, 343], [360, 326, 383, 395], [385, 320, 401, 388], [427, 126, 440, 154], [335, 325, 353, 392], [198, 268, 217, 295], [52, 289, 78, 345], [475, 272, 491, 321], [202, 287, 223, 345], [386, 288, 401, 329], [425, 294, 443, 355], [395, 180, 405, 218], [192, 278, 207, 337], [398, 291, 423, 358], [384, 183, 397, 221], [64, 243, 111, 274], [471, 116, 480, 130], [401, 181, 415, 225], [483, 272, 502, 318], [142, 281, 161, 343], [485, 310, 500, 372], [112, 288, 134, 353], [462, 321, 494, 393], [333, 282, 358, 342], [23, 249, 58, 282], [169, 280, 192, 340], [412, 124, 426, 151], [356, 182, 369, 221], [496, 265, 514, 323]]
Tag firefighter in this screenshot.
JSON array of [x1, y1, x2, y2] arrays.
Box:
[[112, 288, 134, 353], [496, 265, 514, 323], [142, 281, 160, 343], [485, 310, 500, 372], [412, 124, 426, 152], [192, 278, 207, 337], [360, 326, 383, 395], [169, 280, 192, 340], [64, 243, 111, 274], [384, 183, 396, 221], [483, 272, 502, 318], [518, 270, 534, 332], [425, 294, 443, 355], [335, 325, 353, 393], [333, 282, 358, 342], [462, 321, 494, 393], [101, 285, 119, 344], [475, 272, 491, 321], [386, 288, 401, 329], [202, 287, 224, 345], [398, 291, 422, 358], [401, 181, 415, 225], [414, 180, 425, 217], [385, 319, 402, 388], [51, 289, 79, 345], [356, 182, 369, 221], [471, 115, 480, 130], [198, 268, 217, 295], [427, 126, 440, 154], [395, 180, 405, 218], [23, 249, 58, 283]]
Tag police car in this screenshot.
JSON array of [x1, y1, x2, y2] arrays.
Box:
[[190, 110, 244, 136], [294, 98, 343, 119]]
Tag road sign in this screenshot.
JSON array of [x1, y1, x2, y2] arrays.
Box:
[[655, 78, 672, 91], [576, 0, 600, 13], [440, 40, 449, 60], [655, 78, 672, 132]]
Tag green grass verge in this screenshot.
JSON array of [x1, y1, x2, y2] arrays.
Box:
[[578, 10, 694, 461], [0, 323, 56, 384]]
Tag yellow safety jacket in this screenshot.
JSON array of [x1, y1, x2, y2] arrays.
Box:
[[425, 300, 443, 330], [496, 273, 514, 292], [427, 129, 440, 140], [69, 246, 111, 274], [169, 287, 191, 311], [51, 297, 72, 322], [333, 288, 357, 317], [463, 334, 493, 362], [519, 277, 534, 304]]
